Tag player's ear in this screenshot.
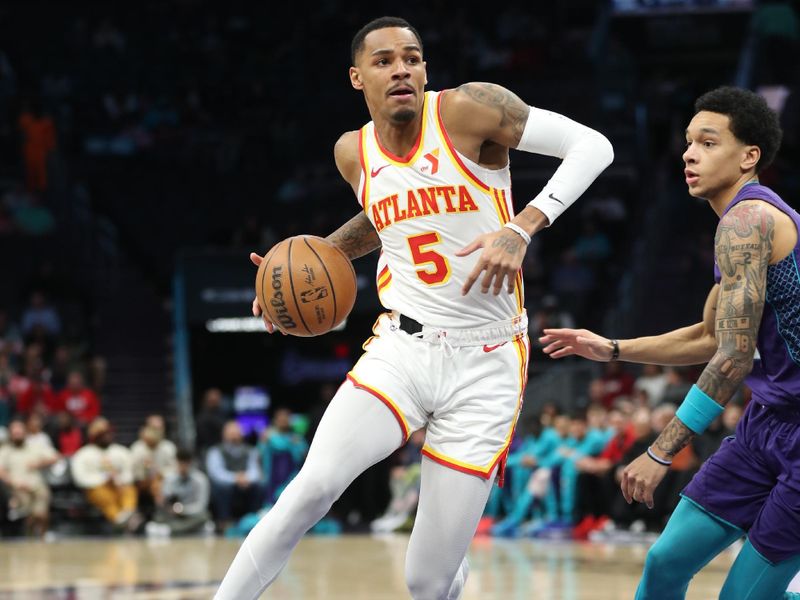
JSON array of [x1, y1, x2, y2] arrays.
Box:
[[350, 67, 363, 91], [741, 145, 760, 173]]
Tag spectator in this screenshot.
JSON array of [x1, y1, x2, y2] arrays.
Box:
[[13, 193, 55, 237], [49, 411, 83, 457], [659, 367, 694, 406], [18, 98, 56, 193], [71, 417, 141, 532], [15, 374, 58, 418], [529, 295, 575, 344], [20, 291, 61, 338], [633, 364, 669, 408], [572, 219, 612, 262], [145, 448, 211, 537], [206, 420, 262, 530], [195, 388, 226, 455], [591, 361, 635, 409], [130, 421, 177, 516], [0, 419, 58, 536], [370, 428, 425, 533], [258, 407, 308, 506], [56, 370, 100, 426], [24, 413, 53, 450], [573, 408, 635, 528], [0, 353, 12, 428], [0, 310, 24, 357]]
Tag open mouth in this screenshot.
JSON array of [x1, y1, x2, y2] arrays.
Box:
[[388, 86, 414, 99], [685, 170, 699, 185]]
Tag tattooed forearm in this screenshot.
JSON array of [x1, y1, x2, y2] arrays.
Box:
[[492, 232, 524, 255], [654, 417, 695, 458], [457, 83, 529, 146], [697, 202, 773, 402], [326, 213, 381, 259]]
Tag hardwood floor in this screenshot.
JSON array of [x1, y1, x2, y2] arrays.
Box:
[[0, 534, 737, 599]]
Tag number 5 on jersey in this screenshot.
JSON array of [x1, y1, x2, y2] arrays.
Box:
[[407, 232, 451, 286]]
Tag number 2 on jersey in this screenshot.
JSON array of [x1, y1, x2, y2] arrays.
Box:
[[407, 232, 451, 286]]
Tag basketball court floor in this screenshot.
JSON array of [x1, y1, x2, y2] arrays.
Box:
[[0, 534, 736, 599]]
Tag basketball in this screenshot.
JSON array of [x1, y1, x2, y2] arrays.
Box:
[[255, 235, 357, 336]]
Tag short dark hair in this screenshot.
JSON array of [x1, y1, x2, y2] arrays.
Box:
[[694, 86, 783, 173], [176, 447, 194, 463], [351, 16, 423, 65]]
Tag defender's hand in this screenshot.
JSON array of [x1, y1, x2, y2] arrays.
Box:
[[539, 328, 614, 361], [250, 252, 278, 334], [621, 453, 669, 509], [457, 227, 527, 296]]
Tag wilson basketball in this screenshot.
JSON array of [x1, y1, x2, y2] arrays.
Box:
[[255, 235, 357, 337]]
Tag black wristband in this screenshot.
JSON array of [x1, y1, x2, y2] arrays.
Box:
[[610, 339, 620, 361], [646, 445, 673, 466]]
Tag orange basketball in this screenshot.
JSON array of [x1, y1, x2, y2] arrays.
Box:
[[255, 235, 357, 337]]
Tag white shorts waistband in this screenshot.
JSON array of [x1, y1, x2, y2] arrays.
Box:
[[385, 311, 528, 347]]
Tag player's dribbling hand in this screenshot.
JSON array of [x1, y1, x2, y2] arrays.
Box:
[[457, 227, 527, 296], [539, 328, 614, 361], [621, 452, 669, 509], [250, 252, 280, 334]]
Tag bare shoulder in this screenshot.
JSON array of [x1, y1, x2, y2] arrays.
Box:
[[334, 130, 361, 184], [442, 82, 529, 146]]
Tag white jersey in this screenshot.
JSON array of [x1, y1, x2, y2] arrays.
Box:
[[357, 90, 523, 329]]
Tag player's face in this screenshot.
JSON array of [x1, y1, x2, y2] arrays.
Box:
[[683, 111, 758, 200], [350, 27, 427, 124]]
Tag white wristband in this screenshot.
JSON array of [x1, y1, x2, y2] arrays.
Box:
[[503, 222, 531, 245]]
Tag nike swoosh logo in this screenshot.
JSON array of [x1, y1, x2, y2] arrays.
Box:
[[483, 342, 508, 353], [371, 165, 390, 178], [548, 192, 564, 205]]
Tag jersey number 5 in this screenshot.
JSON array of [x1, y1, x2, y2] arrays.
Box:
[[407, 232, 451, 286]]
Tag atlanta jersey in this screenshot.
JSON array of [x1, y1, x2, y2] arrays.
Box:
[[357, 90, 524, 329]]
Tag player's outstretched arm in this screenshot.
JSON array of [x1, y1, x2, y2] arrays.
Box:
[[446, 83, 613, 295], [621, 201, 772, 508], [540, 285, 719, 365]]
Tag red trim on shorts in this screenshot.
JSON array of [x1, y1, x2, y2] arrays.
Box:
[[346, 373, 410, 440]]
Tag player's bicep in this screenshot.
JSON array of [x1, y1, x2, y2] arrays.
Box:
[[713, 202, 773, 358], [450, 82, 530, 148]]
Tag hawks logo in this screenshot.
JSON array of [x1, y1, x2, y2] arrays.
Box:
[[419, 148, 440, 175]]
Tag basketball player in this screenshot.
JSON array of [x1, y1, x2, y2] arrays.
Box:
[[540, 87, 800, 599], [215, 17, 613, 599]]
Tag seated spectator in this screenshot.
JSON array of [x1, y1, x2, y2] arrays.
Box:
[[660, 367, 694, 406], [0, 419, 58, 536], [49, 411, 83, 457], [145, 448, 211, 537], [130, 420, 177, 517], [258, 407, 308, 506], [56, 370, 100, 426], [24, 413, 53, 450], [15, 375, 58, 418], [0, 310, 24, 358], [195, 388, 227, 456], [370, 428, 425, 533], [591, 361, 635, 410], [206, 420, 262, 530], [572, 408, 635, 531], [71, 417, 141, 532], [20, 291, 61, 338], [633, 364, 669, 408]]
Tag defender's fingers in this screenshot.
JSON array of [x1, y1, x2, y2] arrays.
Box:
[[621, 471, 633, 504], [549, 346, 575, 359]]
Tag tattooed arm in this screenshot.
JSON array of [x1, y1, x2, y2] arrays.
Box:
[[326, 213, 380, 260], [651, 201, 772, 459], [621, 201, 773, 508], [326, 130, 381, 260], [445, 82, 613, 295]]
